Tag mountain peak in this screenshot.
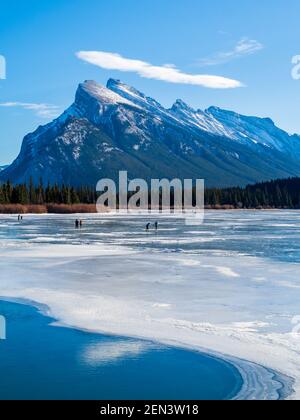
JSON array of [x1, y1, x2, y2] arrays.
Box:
[[107, 78, 148, 99], [107, 78, 164, 111], [106, 78, 121, 86], [76, 80, 133, 106], [171, 99, 195, 113]]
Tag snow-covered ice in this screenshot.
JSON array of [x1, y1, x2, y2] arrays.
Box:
[[1, 210, 300, 399]]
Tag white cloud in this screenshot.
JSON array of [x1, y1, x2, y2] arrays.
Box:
[[76, 50, 243, 89], [198, 38, 264, 66], [0, 102, 60, 118]]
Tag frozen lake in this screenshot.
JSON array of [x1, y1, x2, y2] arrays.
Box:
[[0, 210, 300, 399]]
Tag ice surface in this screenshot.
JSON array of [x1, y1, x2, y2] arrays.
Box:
[[1, 211, 300, 399]]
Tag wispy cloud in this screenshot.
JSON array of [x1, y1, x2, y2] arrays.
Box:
[[198, 38, 264, 67], [76, 50, 243, 89], [0, 102, 61, 118]]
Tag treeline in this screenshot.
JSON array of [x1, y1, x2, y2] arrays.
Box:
[[205, 177, 300, 209], [0, 179, 97, 205], [1, 177, 300, 209]]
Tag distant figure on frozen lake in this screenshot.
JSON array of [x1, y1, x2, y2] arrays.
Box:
[[155, 222, 158, 231], [75, 219, 80, 229], [146, 223, 151, 231], [80, 220, 83, 228]]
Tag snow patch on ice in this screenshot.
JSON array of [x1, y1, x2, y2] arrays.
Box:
[[216, 266, 240, 278]]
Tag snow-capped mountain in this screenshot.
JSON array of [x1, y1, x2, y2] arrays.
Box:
[[1, 79, 300, 187]]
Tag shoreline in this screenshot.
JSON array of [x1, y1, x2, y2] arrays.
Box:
[[0, 296, 294, 401], [0, 206, 299, 215]]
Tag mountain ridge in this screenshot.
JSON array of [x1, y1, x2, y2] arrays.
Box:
[[1, 79, 300, 187]]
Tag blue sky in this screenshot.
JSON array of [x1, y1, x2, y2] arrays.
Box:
[[0, 0, 299, 165]]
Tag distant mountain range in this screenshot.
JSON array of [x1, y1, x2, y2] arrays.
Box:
[[1, 79, 300, 187]]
